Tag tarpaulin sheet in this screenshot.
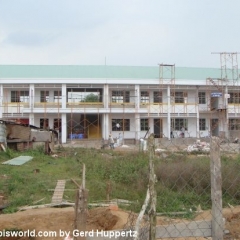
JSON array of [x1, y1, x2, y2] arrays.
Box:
[[2, 156, 33, 165]]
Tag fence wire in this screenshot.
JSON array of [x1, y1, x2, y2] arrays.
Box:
[[120, 136, 240, 240]]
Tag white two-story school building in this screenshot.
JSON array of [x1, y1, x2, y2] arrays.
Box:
[[0, 64, 239, 143]]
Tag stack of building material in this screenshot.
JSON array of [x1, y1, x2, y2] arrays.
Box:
[[2, 120, 57, 152], [186, 139, 210, 153]]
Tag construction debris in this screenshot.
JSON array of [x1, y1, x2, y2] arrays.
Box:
[[196, 204, 203, 213], [155, 148, 166, 152], [233, 138, 239, 144], [18, 202, 74, 211], [185, 139, 210, 153], [0, 144, 6, 152], [33, 197, 46, 205], [0, 120, 58, 152], [2, 156, 33, 166]]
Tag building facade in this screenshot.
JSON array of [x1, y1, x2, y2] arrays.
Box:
[[0, 65, 239, 143]]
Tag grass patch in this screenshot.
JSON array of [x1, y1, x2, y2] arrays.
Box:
[[0, 147, 239, 215]]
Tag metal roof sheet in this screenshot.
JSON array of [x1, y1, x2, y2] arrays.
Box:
[[2, 156, 33, 165], [0, 65, 222, 80]]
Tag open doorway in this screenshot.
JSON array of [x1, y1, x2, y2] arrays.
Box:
[[211, 119, 219, 137], [154, 119, 163, 138], [67, 114, 101, 139]]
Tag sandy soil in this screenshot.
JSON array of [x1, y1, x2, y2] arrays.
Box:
[[0, 206, 240, 240]]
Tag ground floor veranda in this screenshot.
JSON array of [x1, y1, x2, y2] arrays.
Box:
[[2, 111, 234, 143]]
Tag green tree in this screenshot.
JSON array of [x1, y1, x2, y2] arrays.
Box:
[[82, 93, 99, 102]]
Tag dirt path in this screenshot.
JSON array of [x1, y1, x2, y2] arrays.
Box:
[[0, 206, 240, 239], [0, 207, 130, 240]]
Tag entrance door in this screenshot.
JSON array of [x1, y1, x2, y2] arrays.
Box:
[[80, 114, 101, 139], [154, 119, 163, 138], [67, 114, 102, 139], [210, 97, 219, 110]]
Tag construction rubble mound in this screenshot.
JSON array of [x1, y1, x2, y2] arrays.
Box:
[[185, 139, 210, 153]]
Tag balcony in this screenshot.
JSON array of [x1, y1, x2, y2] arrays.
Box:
[[143, 103, 197, 114], [67, 102, 104, 108], [34, 102, 61, 108], [109, 102, 135, 108], [2, 102, 29, 113], [173, 104, 197, 114], [228, 103, 240, 114]]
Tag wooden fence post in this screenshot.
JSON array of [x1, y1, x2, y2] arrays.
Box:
[[134, 189, 150, 240], [148, 133, 156, 240], [74, 164, 88, 240], [210, 137, 223, 240]]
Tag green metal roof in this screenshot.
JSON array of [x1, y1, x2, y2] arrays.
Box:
[[0, 65, 222, 80]]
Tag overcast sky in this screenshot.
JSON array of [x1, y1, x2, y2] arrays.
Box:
[[0, 0, 239, 67]]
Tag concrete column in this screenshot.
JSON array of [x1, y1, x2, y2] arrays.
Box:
[[61, 113, 67, 143], [102, 114, 105, 139], [196, 86, 200, 138], [62, 84, 67, 109], [105, 113, 109, 138], [149, 118, 154, 135], [225, 85, 229, 139], [29, 113, 34, 125], [135, 85, 140, 109], [196, 106, 200, 138], [49, 90, 54, 103], [49, 118, 54, 130], [135, 113, 140, 142], [104, 84, 109, 109], [0, 85, 3, 119], [29, 84, 35, 109], [167, 85, 171, 140]]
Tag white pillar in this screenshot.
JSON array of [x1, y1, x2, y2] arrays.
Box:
[[105, 113, 109, 138], [135, 83, 140, 142], [62, 84, 66, 109], [196, 106, 200, 138], [225, 85, 229, 139], [167, 85, 171, 140], [102, 114, 105, 139], [104, 84, 109, 109], [149, 118, 154, 135], [49, 118, 54, 130], [135, 113, 140, 141], [61, 84, 67, 143], [196, 86, 200, 138], [135, 85, 140, 109], [49, 90, 54, 103], [0, 85, 3, 119], [61, 113, 67, 143], [29, 84, 35, 110], [29, 113, 34, 125]]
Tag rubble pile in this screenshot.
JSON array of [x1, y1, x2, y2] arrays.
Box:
[[185, 139, 210, 153]]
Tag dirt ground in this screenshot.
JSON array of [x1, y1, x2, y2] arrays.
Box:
[[0, 206, 240, 240]]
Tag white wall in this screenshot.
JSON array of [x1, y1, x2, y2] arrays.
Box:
[[187, 90, 198, 103], [1, 83, 236, 141], [109, 113, 136, 139]]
